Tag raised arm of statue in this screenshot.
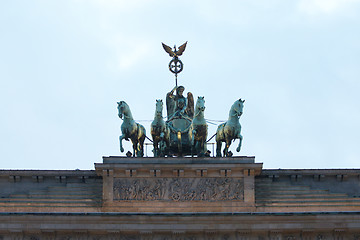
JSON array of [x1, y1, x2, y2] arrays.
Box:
[[166, 86, 177, 119], [168, 86, 177, 98]]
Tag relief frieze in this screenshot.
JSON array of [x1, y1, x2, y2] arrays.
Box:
[[113, 178, 244, 201]]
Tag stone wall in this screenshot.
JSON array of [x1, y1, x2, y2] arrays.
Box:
[[256, 169, 360, 212], [0, 170, 102, 212], [1, 159, 360, 213], [1, 212, 360, 240], [1, 157, 360, 238], [96, 157, 261, 212]]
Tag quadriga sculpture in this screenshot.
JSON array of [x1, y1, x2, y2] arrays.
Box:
[[151, 99, 170, 157], [216, 99, 245, 157], [189, 96, 208, 157], [117, 101, 146, 157]]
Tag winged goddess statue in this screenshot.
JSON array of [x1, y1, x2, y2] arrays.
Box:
[[166, 85, 194, 121]]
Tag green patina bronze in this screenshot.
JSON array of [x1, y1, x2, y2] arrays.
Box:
[[166, 85, 194, 121], [162, 42, 187, 86], [117, 101, 146, 157], [116, 42, 245, 157], [165, 85, 195, 156], [151, 99, 170, 157], [216, 99, 245, 157], [189, 96, 208, 157]]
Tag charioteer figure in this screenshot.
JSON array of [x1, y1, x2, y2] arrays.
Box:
[[166, 85, 194, 121]]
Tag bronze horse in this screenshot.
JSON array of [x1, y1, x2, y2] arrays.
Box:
[[151, 99, 170, 157], [189, 96, 208, 157], [216, 99, 245, 157], [117, 101, 146, 157]]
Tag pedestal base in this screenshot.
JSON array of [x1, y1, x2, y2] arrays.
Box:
[[95, 156, 262, 212]]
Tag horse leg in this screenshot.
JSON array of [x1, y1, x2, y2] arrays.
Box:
[[203, 136, 208, 155], [194, 140, 200, 157], [165, 135, 170, 156], [191, 129, 196, 157], [119, 135, 125, 152], [223, 139, 231, 157], [132, 139, 138, 157], [153, 139, 159, 157], [138, 135, 145, 157], [236, 134, 243, 152], [197, 140, 204, 157], [136, 125, 145, 157], [200, 138, 206, 157], [157, 135, 166, 157], [216, 141, 222, 157], [159, 139, 166, 157]]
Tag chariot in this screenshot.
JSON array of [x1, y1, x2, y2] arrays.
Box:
[[118, 42, 244, 158], [166, 114, 193, 156]]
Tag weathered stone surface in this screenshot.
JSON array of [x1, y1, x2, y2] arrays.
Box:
[[96, 157, 260, 212], [2, 156, 360, 238], [256, 169, 360, 212], [113, 178, 244, 201], [2, 158, 360, 213], [0, 170, 102, 212], [1, 212, 360, 239]]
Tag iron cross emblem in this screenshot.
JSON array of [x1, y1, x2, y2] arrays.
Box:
[[162, 42, 187, 85]]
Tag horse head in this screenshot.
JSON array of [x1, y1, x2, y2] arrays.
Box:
[[195, 96, 206, 113], [232, 99, 245, 117], [117, 101, 128, 119], [155, 99, 163, 117]]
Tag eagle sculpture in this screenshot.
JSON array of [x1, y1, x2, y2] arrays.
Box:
[[162, 42, 187, 58]]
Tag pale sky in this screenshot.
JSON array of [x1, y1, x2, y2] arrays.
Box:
[[0, 0, 359, 170]]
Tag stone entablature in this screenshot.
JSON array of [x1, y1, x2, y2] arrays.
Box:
[[261, 169, 360, 181], [0, 170, 102, 213], [256, 169, 360, 212], [95, 156, 262, 212], [2, 159, 360, 213], [2, 157, 360, 238]]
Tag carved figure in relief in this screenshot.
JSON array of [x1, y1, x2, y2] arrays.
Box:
[[117, 101, 146, 157], [151, 99, 170, 157], [216, 99, 245, 157], [189, 96, 208, 157], [113, 178, 243, 201]]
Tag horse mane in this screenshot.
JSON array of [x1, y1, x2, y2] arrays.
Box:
[[118, 101, 133, 119]]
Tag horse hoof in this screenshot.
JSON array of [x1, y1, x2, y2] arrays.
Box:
[[226, 151, 233, 157]]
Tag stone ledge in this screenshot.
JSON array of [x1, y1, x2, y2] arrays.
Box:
[[101, 156, 256, 164], [0, 170, 96, 177], [261, 169, 360, 176], [1, 211, 360, 216], [97, 157, 261, 177]]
